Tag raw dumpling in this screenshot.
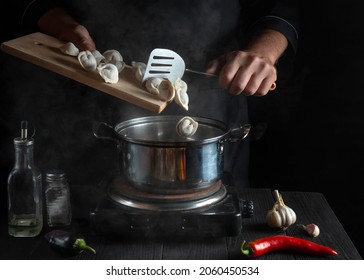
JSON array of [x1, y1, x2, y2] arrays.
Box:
[[91, 50, 105, 64], [78, 50, 97, 71], [60, 42, 79, 56], [176, 116, 198, 137], [131, 61, 147, 82], [97, 63, 119, 83], [145, 77, 164, 95], [145, 78, 175, 101], [102, 49, 125, 72], [103, 49, 123, 63], [174, 78, 189, 111]]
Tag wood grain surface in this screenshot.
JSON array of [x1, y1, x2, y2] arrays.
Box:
[[0, 32, 169, 113], [0, 187, 361, 260]]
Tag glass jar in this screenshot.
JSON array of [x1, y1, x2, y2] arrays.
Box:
[[44, 170, 72, 227]]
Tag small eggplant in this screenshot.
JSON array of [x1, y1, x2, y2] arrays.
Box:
[[44, 230, 96, 255]]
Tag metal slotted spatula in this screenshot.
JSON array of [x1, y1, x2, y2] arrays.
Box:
[[142, 48, 186, 84], [142, 48, 275, 91], [142, 48, 216, 84]]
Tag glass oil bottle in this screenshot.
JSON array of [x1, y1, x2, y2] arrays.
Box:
[[7, 121, 43, 237]]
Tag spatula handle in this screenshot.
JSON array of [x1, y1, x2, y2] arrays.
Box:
[[186, 68, 276, 91], [185, 69, 217, 77]]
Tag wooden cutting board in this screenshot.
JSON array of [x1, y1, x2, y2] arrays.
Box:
[[0, 32, 169, 113]]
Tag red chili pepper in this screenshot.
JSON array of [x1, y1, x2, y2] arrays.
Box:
[[241, 235, 338, 258]]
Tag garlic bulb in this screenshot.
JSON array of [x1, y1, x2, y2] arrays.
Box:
[[78, 50, 97, 71], [97, 63, 119, 84], [266, 189, 297, 229], [176, 116, 198, 137], [174, 78, 189, 111], [298, 223, 320, 237], [59, 42, 79, 56]]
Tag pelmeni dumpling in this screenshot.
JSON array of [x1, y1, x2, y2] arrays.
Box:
[[102, 49, 125, 73], [78, 50, 97, 71], [145, 77, 164, 95], [131, 61, 147, 82], [176, 116, 198, 137], [91, 50, 105, 65], [174, 78, 189, 111], [60, 42, 79, 56], [97, 63, 119, 84], [145, 78, 175, 101], [103, 49, 123, 63]]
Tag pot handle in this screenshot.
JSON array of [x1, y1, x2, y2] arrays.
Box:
[[92, 121, 119, 142], [221, 124, 251, 143]]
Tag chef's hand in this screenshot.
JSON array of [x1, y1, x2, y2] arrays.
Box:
[[206, 50, 277, 96], [38, 7, 96, 51], [206, 29, 288, 97], [58, 24, 96, 51]]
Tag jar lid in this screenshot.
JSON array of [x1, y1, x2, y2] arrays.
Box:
[[14, 137, 34, 145], [46, 169, 67, 180]]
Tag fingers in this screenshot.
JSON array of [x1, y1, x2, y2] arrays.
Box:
[[217, 51, 277, 96], [206, 54, 226, 75], [59, 25, 96, 51], [72, 26, 96, 51]]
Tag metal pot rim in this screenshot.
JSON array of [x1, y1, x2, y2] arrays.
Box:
[[114, 115, 230, 146]]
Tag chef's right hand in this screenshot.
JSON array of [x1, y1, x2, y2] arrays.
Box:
[[206, 50, 277, 97]]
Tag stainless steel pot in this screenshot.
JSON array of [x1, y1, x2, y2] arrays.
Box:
[[93, 115, 250, 193]]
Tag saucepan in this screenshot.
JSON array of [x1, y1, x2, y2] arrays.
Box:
[[93, 115, 250, 193]]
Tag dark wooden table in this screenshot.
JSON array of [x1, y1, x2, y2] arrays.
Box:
[[0, 186, 361, 260]]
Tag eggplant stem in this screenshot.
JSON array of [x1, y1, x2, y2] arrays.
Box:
[[74, 238, 96, 254]]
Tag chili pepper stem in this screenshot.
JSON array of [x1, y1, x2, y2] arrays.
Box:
[[73, 238, 96, 254]]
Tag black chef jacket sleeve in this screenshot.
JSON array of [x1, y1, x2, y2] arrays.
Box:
[[243, 0, 299, 54], [1, 0, 62, 42], [20, 0, 63, 32]]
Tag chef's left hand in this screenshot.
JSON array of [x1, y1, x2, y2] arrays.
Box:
[[206, 50, 277, 97]]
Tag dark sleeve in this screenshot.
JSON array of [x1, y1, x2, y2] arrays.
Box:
[[241, 0, 299, 54], [20, 0, 63, 32], [0, 0, 64, 42]]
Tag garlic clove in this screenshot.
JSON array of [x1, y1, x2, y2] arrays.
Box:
[[266, 208, 283, 228], [298, 223, 320, 237]]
